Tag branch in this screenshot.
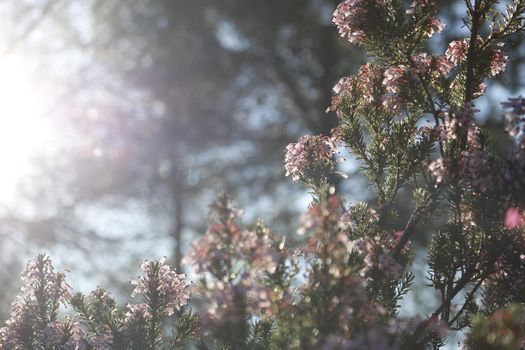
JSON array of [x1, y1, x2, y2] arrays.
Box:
[[392, 185, 442, 262], [448, 277, 484, 329]]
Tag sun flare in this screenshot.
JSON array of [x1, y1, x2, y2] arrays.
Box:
[[0, 55, 53, 204]]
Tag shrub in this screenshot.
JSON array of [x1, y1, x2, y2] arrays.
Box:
[[2, 0, 525, 349]]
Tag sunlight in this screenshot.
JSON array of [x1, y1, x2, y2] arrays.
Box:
[[0, 55, 53, 204]]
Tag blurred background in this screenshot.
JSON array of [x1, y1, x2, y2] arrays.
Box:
[[0, 0, 522, 319]]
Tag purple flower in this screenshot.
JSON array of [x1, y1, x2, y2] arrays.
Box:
[[489, 50, 508, 77], [332, 0, 371, 45], [284, 135, 339, 184], [445, 40, 469, 65], [429, 157, 449, 184], [131, 258, 190, 316], [504, 207, 525, 229]]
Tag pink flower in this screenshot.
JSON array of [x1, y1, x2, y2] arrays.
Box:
[[425, 18, 445, 37], [19, 255, 71, 304], [429, 157, 449, 184], [284, 135, 338, 184], [475, 82, 487, 97], [445, 40, 469, 65], [489, 50, 508, 77], [124, 303, 151, 321], [358, 64, 383, 102], [381, 94, 404, 115], [332, 0, 370, 45], [504, 207, 525, 229], [382, 65, 408, 93], [434, 56, 454, 75], [333, 76, 354, 94], [439, 106, 478, 144], [131, 258, 190, 316], [411, 53, 432, 74]]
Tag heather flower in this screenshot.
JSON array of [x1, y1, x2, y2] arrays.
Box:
[[488, 50, 508, 77], [19, 254, 71, 305], [297, 195, 348, 237], [184, 194, 252, 277], [445, 40, 469, 65], [44, 319, 90, 350], [299, 197, 405, 284], [200, 282, 243, 330], [124, 302, 151, 321], [411, 53, 432, 74], [330, 63, 385, 113], [357, 63, 383, 103], [333, 76, 354, 95], [434, 55, 454, 76], [0, 255, 72, 349], [64, 324, 90, 350], [185, 195, 292, 339], [506, 112, 522, 138], [461, 150, 501, 192], [184, 194, 284, 281], [504, 207, 525, 229], [429, 157, 449, 184], [425, 18, 445, 37], [382, 94, 404, 115], [474, 82, 487, 98], [332, 0, 371, 45], [382, 66, 408, 94], [202, 280, 282, 329], [284, 134, 339, 185], [439, 106, 478, 144], [131, 258, 190, 316], [248, 223, 283, 275]]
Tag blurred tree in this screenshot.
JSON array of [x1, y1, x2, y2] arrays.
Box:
[[1, 0, 362, 279]]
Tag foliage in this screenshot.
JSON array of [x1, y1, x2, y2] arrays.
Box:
[[2, 0, 525, 349]]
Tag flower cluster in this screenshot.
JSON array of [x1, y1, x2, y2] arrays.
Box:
[[425, 18, 445, 37], [489, 49, 508, 77], [184, 195, 284, 279], [1, 255, 196, 349], [299, 198, 405, 280], [333, 0, 444, 47], [131, 257, 190, 316], [184, 194, 291, 341], [383, 65, 409, 94], [439, 106, 478, 144], [332, 0, 372, 44], [284, 134, 339, 185], [445, 40, 469, 65], [0, 254, 72, 349], [331, 53, 458, 119], [428, 157, 449, 184]]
